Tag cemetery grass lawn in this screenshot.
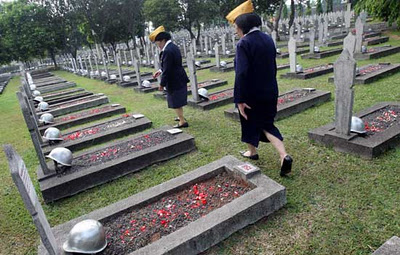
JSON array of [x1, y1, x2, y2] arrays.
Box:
[[1, 32, 400, 255]]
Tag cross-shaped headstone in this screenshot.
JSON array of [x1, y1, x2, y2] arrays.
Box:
[[187, 52, 200, 102], [334, 49, 356, 135]]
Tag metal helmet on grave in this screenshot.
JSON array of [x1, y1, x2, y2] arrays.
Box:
[[220, 61, 227, 67], [350, 116, 366, 134], [37, 101, 49, 111], [39, 113, 54, 124], [296, 64, 303, 73], [141, 80, 151, 88], [32, 90, 41, 97], [63, 219, 107, 254], [43, 127, 63, 142], [198, 88, 209, 100], [33, 96, 44, 102], [46, 147, 73, 166]]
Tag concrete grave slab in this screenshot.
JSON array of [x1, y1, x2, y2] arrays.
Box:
[[37, 82, 76, 94], [38, 155, 286, 255], [42, 113, 152, 155], [281, 64, 333, 79], [36, 94, 109, 117], [373, 236, 400, 255], [44, 91, 94, 105], [37, 126, 196, 202], [210, 63, 235, 73], [153, 79, 228, 99], [308, 102, 400, 158], [225, 89, 331, 121], [364, 36, 389, 46], [188, 88, 234, 111], [301, 48, 342, 59], [42, 88, 85, 100], [354, 46, 400, 60], [328, 63, 400, 84], [38, 104, 126, 134], [276, 48, 309, 59]]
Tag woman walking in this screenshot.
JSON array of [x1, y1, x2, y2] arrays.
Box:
[[150, 26, 189, 128], [226, 0, 293, 176]]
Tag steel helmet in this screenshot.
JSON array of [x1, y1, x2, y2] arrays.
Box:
[[225, 50, 231, 55], [350, 116, 366, 134], [123, 75, 131, 82], [43, 127, 63, 141], [95, 70, 99, 76], [46, 147, 73, 166], [122, 61, 126, 65], [30, 84, 36, 91], [63, 219, 107, 254], [142, 60, 147, 65], [37, 101, 49, 111], [220, 61, 227, 67], [128, 60, 132, 65], [110, 74, 117, 80], [101, 71, 107, 77], [196, 51, 201, 55], [90, 71, 95, 76], [39, 113, 54, 124], [355, 67, 360, 75], [195, 61, 201, 67], [151, 60, 154, 65], [276, 48, 281, 54], [296, 64, 303, 73], [314, 46, 320, 52], [208, 50, 213, 54], [361, 45, 367, 53], [32, 90, 41, 97], [34, 96, 44, 102], [141, 80, 151, 88], [198, 88, 209, 100]]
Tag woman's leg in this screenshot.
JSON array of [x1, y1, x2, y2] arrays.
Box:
[[242, 143, 257, 156], [174, 107, 185, 125], [263, 130, 288, 165]]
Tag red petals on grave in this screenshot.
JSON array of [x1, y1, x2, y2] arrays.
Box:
[[209, 90, 234, 101], [140, 226, 146, 232], [364, 108, 398, 135], [122, 114, 130, 118], [358, 64, 385, 75]]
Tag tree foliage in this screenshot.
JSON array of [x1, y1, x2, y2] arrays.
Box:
[[282, 3, 288, 19], [316, 0, 323, 15], [305, 0, 312, 15], [355, 0, 400, 27]]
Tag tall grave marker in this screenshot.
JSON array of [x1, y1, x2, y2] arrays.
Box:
[[288, 37, 297, 73], [355, 17, 364, 54], [187, 52, 200, 102], [4, 144, 60, 255], [334, 49, 356, 135], [343, 32, 356, 58]]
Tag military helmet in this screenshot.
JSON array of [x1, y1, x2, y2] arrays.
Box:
[[314, 46, 320, 52], [220, 61, 227, 67], [37, 101, 49, 111], [296, 64, 303, 73], [32, 90, 41, 97], [46, 147, 73, 166], [198, 88, 209, 100], [39, 113, 54, 124], [33, 96, 44, 102], [63, 219, 107, 254], [30, 84, 37, 91], [43, 127, 63, 141], [350, 116, 366, 134], [123, 75, 131, 82], [141, 80, 151, 88], [110, 74, 117, 80], [195, 61, 201, 67]]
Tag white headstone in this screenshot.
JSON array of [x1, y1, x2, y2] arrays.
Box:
[[355, 17, 364, 53], [309, 28, 315, 54], [214, 43, 220, 68], [187, 53, 200, 102], [343, 32, 356, 58], [288, 37, 297, 73]]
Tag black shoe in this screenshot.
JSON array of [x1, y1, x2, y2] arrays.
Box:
[[174, 117, 187, 122], [173, 122, 189, 128], [240, 151, 259, 160], [280, 155, 293, 176]]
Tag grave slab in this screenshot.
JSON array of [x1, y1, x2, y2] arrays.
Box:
[[308, 102, 400, 158], [364, 36, 389, 46], [45, 91, 93, 105], [281, 64, 333, 79], [38, 104, 126, 134], [37, 82, 76, 94], [42, 113, 152, 155], [328, 63, 400, 84], [225, 89, 331, 121], [276, 48, 309, 59], [42, 88, 85, 100], [38, 155, 286, 255], [153, 79, 228, 99], [37, 94, 109, 117], [37, 126, 196, 202], [373, 236, 400, 255], [301, 48, 342, 59], [188, 88, 234, 111], [277, 64, 290, 71], [354, 46, 400, 60], [325, 39, 343, 47]]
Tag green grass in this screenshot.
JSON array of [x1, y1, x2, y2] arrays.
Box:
[[1, 30, 400, 255]]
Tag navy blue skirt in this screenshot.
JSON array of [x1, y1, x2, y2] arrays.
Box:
[[239, 100, 283, 147], [167, 86, 188, 109]]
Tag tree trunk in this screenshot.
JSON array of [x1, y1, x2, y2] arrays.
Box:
[[49, 48, 58, 68], [274, 0, 284, 41], [289, 0, 295, 28], [195, 21, 201, 44]]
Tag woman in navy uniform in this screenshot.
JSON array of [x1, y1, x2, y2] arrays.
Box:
[[150, 26, 189, 128], [227, 1, 293, 176]]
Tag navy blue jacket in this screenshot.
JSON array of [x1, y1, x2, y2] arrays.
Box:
[[160, 42, 189, 92], [234, 31, 278, 104]]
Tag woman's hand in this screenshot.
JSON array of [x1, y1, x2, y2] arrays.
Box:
[[238, 103, 251, 120], [153, 70, 162, 79]]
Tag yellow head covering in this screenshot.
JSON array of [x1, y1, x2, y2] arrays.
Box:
[[149, 26, 165, 42], [226, 0, 254, 24]]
